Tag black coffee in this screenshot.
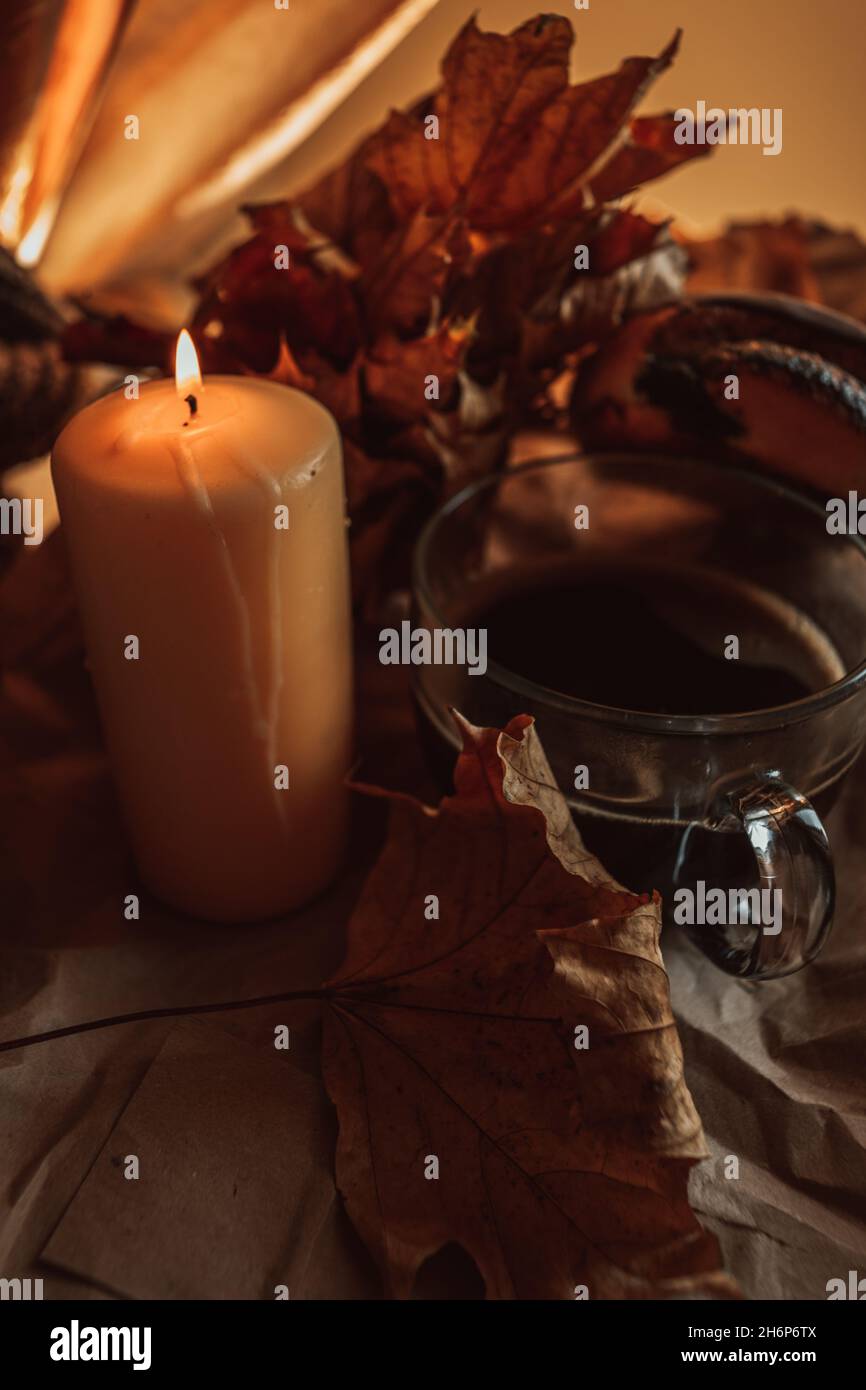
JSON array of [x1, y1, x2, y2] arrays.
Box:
[[471, 561, 844, 716], [415, 561, 849, 926]]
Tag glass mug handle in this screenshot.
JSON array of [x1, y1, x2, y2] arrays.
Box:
[[685, 774, 835, 980]]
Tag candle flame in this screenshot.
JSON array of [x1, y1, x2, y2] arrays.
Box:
[[175, 329, 202, 395]]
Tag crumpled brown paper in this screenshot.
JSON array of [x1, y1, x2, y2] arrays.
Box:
[[667, 810, 866, 1298], [43, 1017, 337, 1300], [1, 508, 865, 1299]]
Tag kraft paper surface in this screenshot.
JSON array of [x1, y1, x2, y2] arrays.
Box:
[[1, 529, 864, 1300]]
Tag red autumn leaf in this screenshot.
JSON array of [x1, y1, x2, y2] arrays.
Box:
[[239, 199, 363, 286], [587, 209, 672, 277], [322, 714, 737, 1300], [191, 233, 361, 372], [61, 314, 172, 371]]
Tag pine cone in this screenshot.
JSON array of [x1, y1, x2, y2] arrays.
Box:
[[0, 246, 81, 468], [0, 338, 81, 469]]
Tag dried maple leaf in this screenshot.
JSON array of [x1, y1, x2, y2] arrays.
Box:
[[588, 112, 712, 205], [283, 134, 397, 274], [60, 15, 712, 608], [363, 322, 471, 426], [515, 212, 687, 374], [323, 714, 737, 1300], [191, 232, 361, 373], [359, 210, 470, 338], [368, 19, 689, 231]]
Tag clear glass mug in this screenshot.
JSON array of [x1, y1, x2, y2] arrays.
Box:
[[411, 454, 866, 980]]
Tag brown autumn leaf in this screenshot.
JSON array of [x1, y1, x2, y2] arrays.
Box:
[[282, 133, 397, 274], [359, 209, 471, 338], [519, 213, 687, 372], [588, 112, 712, 205], [322, 713, 737, 1300], [367, 19, 687, 232], [363, 322, 471, 426]]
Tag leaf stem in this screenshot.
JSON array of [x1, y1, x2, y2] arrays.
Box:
[[0, 987, 330, 1055]]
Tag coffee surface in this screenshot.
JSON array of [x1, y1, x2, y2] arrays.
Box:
[[471, 562, 845, 717]]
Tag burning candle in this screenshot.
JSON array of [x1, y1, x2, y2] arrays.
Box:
[[52, 333, 353, 922]]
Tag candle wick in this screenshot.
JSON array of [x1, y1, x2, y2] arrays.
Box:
[[184, 392, 198, 425]]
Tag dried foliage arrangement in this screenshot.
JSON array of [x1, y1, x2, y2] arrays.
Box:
[[60, 16, 707, 607], [0, 13, 796, 1302]]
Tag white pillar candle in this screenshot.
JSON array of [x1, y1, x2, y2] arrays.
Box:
[[51, 333, 353, 922]]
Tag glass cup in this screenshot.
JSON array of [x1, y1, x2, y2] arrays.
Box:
[[411, 454, 866, 980]]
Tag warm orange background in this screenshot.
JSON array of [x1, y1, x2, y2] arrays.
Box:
[[274, 0, 864, 236]]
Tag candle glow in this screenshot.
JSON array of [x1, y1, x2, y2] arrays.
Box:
[[175, 328, 203, 397]]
